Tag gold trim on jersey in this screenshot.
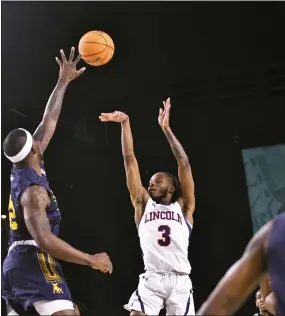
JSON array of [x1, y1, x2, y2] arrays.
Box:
[[8, 195, 18, 231]]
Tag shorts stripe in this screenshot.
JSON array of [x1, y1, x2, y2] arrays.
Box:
[[135, 289, 145, 313], [183, 294, 191, 316]]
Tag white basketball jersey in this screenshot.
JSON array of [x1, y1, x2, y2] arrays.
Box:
[[138, 198, 192, 274]]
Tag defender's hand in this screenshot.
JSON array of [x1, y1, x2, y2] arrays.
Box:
[[158, 97, 171, 130], [99, 111, 129, 123], [88, 252, 113, 274], [56, 47, 86, 84]]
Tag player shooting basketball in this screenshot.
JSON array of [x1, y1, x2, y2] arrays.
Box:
[[2, 47, 113, 316], [99, 98, 195, 315]]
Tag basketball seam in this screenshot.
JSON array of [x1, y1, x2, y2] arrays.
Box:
[[80, 41, 114, 50], [92, 31, 108, 46], [81, 45, 111, 58], [99, 46, 111, 65], [81, 48, 113, 58]]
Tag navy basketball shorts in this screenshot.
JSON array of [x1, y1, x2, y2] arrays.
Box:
[[2, 246, 73, 314]]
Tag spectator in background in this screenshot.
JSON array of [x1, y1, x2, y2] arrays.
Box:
[[255, 290, 270, 316]]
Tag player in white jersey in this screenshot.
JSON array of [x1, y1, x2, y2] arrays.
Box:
[[99, 97, 195, 315]]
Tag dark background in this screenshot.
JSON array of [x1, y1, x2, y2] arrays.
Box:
[[2, 1, 285, 315]]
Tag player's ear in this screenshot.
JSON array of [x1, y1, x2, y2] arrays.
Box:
[[31, 141, 37, 154], [169, 186, 175, 194]]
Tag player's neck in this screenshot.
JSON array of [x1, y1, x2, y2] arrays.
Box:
[[15, 160, 42, 176], [155, 197, 172, 205], [30, 163, 42, 176]]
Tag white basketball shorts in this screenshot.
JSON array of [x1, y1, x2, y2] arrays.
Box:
[[33, 299, 74, 315], [124, 271, 195, 315]]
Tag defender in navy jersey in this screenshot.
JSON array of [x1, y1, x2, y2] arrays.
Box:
[[2, 47, 112, 316], [99, 98, 196, 315], [197, 213, 285, 315]]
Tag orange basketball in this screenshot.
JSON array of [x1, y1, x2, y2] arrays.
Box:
[[78, 30, 115, 66]]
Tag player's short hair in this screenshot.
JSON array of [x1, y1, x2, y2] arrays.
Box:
[[163, 172, 181, 202], [3, 129, 28, 158]]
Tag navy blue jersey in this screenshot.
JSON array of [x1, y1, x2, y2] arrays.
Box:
[[267, 212, 285, 316], [2, 163, 72, 309], [8, 163, 61, 245]]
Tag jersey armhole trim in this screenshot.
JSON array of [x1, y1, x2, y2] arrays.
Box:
[[184, 216, 193, 232]]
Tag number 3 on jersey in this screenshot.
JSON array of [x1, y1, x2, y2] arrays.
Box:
[[158, 225, 171, 246]]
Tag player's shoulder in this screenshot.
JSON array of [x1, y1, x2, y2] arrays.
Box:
[[11, 166, 37, 184], [20, 185, 49, 205], [10, 163, 49, 196], [273, 212, 285, 226], [254, 221, 272, 244], [173, 199, 184, 212], [145, 197, 155, 207], [245, 221, 272, 260]]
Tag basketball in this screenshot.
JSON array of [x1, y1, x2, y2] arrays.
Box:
[[78, 31, 115, 66]]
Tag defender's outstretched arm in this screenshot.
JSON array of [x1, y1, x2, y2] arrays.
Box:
[[158, 98, 195, 223], [197, 222, 271, 315], [33, 47, 85, 153], [99, 111, 149, 224]]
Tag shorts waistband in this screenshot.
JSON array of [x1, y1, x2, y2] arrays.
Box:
[[145, 270, 188, 276], [8, 240, 38, 253]]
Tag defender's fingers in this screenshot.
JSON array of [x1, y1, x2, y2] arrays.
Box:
[[76, 67, 86, 76], [55, 57, 62, 67], [69, 47, 75, 61], [60, 49, 67, 63], [74, 54, 81, 65]]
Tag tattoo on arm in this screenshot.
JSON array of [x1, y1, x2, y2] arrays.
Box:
[[21, 186, 92, 266], [163, 128, 188, 163], [21, 185, 51, 244], [33, 80, 68, 153], [26, 213, 51, 234], [42, 80, 68, 120], [164, 128, 194, 215]]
